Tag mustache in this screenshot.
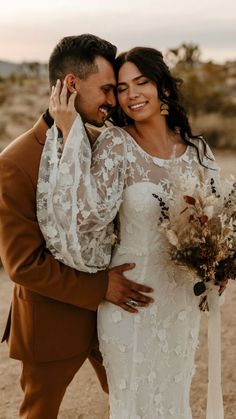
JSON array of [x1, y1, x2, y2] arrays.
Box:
[[99, 104, 114, 110]]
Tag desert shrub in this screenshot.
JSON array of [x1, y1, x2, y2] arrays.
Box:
[[0, 121, 7, 138], [0, 85, 8, 105], [191, 113, 236, 149], [221, 101, 236, 117], [172, 57, 236, 120]]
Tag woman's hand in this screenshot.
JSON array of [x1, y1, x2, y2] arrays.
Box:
[[215, 278, 228, 295], [49, 79, 77, 142]]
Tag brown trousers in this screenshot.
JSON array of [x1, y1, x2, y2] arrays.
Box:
[[19, 349, 108, 419]]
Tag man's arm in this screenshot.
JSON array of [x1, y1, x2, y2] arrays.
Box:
[[0, 156, 153, 313], [0, 156, 108, 310]]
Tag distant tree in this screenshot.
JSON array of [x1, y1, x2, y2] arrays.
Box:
[[28, 62, 41, 78], [167, 43, 200, 68], [18, 61, 41, 78]]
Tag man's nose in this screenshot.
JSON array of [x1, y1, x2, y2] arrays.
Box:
[[107, 90, 116, 107]]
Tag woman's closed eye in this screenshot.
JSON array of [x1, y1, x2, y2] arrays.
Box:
[[117, 86, 128, 93], [137, 80, 148, 85], [118, 80, 149, 93]]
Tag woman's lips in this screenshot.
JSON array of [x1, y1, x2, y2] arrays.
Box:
[[129, 102, 147, 111]]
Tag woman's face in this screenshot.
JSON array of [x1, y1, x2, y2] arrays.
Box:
[[117, 61, 160, 122]]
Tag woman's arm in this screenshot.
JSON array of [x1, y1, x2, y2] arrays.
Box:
[[37, 116, 127, 273], [0, 156, 108, 311], [49, 79, 77, 142]]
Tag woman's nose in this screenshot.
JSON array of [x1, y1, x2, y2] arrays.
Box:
[[128, 86, 139, 100]]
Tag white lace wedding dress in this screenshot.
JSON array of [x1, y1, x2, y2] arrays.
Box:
[[37, 115, 218, 419]]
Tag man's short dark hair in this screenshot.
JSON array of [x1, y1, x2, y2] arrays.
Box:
[[49, 34, 117, 86]]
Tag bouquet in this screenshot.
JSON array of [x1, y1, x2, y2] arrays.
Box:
[[153, 168, 236, 310]]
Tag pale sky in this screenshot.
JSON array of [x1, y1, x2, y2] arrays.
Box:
[[0, 0, 235, 63]]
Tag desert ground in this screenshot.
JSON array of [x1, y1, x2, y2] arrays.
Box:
[[0, 79, 236, 418]]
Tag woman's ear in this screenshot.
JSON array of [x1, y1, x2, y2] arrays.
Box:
[[64, 74, 80, 94], [163, 88, 170, 97]]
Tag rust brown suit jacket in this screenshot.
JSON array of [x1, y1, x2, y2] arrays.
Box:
[[0, 116, 108, 363]]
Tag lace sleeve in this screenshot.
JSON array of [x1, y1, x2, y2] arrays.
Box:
[[37, 115, 127, 272], [201, 138, 221, 185]]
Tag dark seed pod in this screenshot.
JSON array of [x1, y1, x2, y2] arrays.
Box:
[[193, 281, 206, 296]]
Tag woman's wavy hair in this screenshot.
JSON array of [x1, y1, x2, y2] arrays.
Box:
[[111, 47, 211, 161]]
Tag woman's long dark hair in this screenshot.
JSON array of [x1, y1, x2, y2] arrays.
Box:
[[111, 47, 212, 163]]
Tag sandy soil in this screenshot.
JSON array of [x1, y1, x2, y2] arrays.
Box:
[[0, 96, 236, 418]]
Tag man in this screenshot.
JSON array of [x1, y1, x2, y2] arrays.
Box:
[[0, 34, 153, 418]]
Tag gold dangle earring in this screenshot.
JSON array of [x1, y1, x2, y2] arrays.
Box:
[[160, 102, 169, 115]]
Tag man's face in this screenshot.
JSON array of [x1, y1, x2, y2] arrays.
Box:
[[75, 56, 116, 127]]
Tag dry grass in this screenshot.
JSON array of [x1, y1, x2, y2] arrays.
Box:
[[0, 78, 49, 151], [191, 113, 236, 149]]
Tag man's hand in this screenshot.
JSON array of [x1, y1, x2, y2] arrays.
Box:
[[105, 263, 154, 313]]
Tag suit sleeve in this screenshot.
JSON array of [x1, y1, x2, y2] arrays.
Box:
[[0, 156, 108, 311]]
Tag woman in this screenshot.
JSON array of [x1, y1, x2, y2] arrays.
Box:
[[37, 47, 219, 418]]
